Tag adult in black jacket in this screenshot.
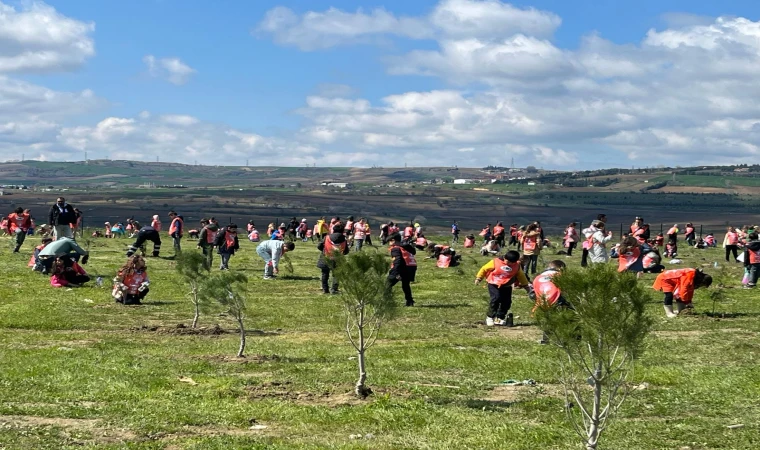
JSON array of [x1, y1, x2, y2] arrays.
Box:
[[317, 225, 350, 294], [287, 217, 299, 241], [127, 226, 162, 257], [387, 233, 417, 306], [49, 197, 77, 240]]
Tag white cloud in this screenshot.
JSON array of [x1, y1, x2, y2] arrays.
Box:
[[255, 6, 433, 50], [144, 55, 196, 85], [0, 1, 95, 73], [430, 0, 561, 39], [160, 115, 199, 126]]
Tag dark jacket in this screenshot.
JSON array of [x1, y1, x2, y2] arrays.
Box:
[[198, 224, 220, 248], [744, 240, 760, 267], [317, 232, 349, 269], [49, 203, 77, 226], [389, 243, 417, 280], [214, 230, 240, 255]]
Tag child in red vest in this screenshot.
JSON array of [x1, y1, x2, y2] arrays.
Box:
[[112, 255, 150, 305], [388, 233, 417, 306], [653, 268, 712, 317], [475, 250, 530, 326], [214, 224, 240, 271], [743, 232, 760, 288], [531, 259, 568, 343]]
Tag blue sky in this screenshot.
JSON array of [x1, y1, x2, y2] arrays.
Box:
[[3, 0, 760, 168]]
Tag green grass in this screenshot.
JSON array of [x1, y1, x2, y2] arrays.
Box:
[[652, 174, 760, 188], [0, 232, 758, 449]]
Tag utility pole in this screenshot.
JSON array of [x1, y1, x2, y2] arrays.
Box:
[[156, 156, 159, 163], [246, 159, 249, 167], [22, 153, 24, 162], [85, 151, 88, 161]]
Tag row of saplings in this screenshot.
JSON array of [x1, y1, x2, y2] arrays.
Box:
[[176, 249, 659, 450]]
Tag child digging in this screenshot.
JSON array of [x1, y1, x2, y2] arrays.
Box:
[[475, 250, 530, 327], [112, 255, 150, 305], [653, 268, 712, 318], [531, 259, 569, 344]]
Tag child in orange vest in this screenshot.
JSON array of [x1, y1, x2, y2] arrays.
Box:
[[112, 255, 150, 305], [743, 232, 760, 288], [475, 250, 530, 326], [531, 259, 568, 343], [388, 233, 417, 306], [214, 223, 240, 271], [653, 268, 712, 317]]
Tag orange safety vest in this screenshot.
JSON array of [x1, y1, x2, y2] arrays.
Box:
[[685, 226, 694, 235], [523, 235, 537, 252], [464, 237, 475, 248], [749, 248, 760, 264], [486, 259, 520, 287], [205, 226, 218, 244], [403, 226, 414, 238], [727, 232, 738, 245], [324, 236, 347, 259], [224, 231, 236, 249], [437, 254, 451, 268], [533, 269, 561, 306], [493, 226, 505, 236], [345, 221, 354, 233], [390, 245, 417, 267], [642, 251, 660, 269], [122, 271, 147, 295], [653, 268, 696, 303], [415, 237, 427, 247], [169, 217, 183, 236], [479, 227, 489, 237], [667, 227, 678, 235], [618, 247, 641, 272]]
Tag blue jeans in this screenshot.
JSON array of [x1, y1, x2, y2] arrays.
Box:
[[257, 247, 274, 277]]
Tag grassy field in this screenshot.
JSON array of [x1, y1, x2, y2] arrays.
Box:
[[0, 232, 758, 449]]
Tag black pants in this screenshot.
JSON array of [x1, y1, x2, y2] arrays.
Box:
[[201, 245, 214, 269], [128, 230, 161, 257], [388, 276, 413, 305], [523, 254, 538, 274], [119, 288, 149, 305], [65, 273, 91, 285], [321, 266, 338, 293], [726, 245, 739, 262], [488, 284, 512, 319], [581, 248, 589, 267], [566, 241, 576, 256], [495, 234, 505, 247], [508, 235, 517, 247], [364, 235, 373, 246]]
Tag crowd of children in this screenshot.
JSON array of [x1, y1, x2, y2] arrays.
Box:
[[10, 199, 757, 329]]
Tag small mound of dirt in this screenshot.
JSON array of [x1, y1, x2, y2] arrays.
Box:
[[245, 381, 369, 406], [130, 324, 229, 335]]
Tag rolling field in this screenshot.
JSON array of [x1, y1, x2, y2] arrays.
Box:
[[0, 231, 758, 449]]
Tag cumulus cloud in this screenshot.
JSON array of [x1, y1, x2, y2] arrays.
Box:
[[0, 1, 95, 72], [143, 55, 196, 85], [255, 6, 433, 50]]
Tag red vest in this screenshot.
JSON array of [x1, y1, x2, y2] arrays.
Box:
[[493, 226, 505, 236], [523, 236, 537, 251], [205, 226, 217, 244], [324, 236, 347, 258], [486, 259, 520, 287], [533, 269, 561, 306], [123, 271, 147, 295], [464, 237, 474, 248], [618, 247, 641, 272], [727, 232, 738, 245], [169, 217, 183, 236], [437, 254, 451, 268], [749, 248, 760, 264], [415, 237, 427, 247], [403, 226, 414, 238], [391, 246, 417, 267]]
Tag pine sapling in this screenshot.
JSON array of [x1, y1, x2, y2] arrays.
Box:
[[175, 251, 210, 328], [205, 272, 249, 357], [333, 251, 396, 398], [534, 264, 653, 450]]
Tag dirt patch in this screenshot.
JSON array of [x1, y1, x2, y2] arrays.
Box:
[[0, 415, 137, 444], [130, 324, 230, 335], [245, 381, 371, 406], [203, 354, 284, 364]]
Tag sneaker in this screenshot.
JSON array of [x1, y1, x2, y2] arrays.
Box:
[[494, 318, 506, 326], [505, 313, 514, 327], [485, 317, 495, 327], [263, 276, 273, 280], [405, 300, 415, 307]]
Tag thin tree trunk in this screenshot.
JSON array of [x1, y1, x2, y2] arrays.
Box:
[[236, 316, 246, 358], [355, 305, 368, 397], [192, 290, 200, 328], [587, 362, 603, 449]]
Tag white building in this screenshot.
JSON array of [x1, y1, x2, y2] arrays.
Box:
[[453, 179, 473, 184]]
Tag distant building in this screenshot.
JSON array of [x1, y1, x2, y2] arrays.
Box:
[[453, 179, 473, 184], [321, 182, 349, 188], [527, 182, 536, 186]]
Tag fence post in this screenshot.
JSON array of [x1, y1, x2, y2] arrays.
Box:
[[660, 223, 663, 233], [700, 224, 703, 239]]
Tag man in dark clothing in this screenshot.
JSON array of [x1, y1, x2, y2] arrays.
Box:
[[743, 233, 760, 288], [387, 233, 417, 306], [287, 217, 299, 241], [316, 225, 350, 294], [49, 197, 77, 240], [213, 223, 240, 270], [127, 226, 162, 257], [197, 219, 219, 270]]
